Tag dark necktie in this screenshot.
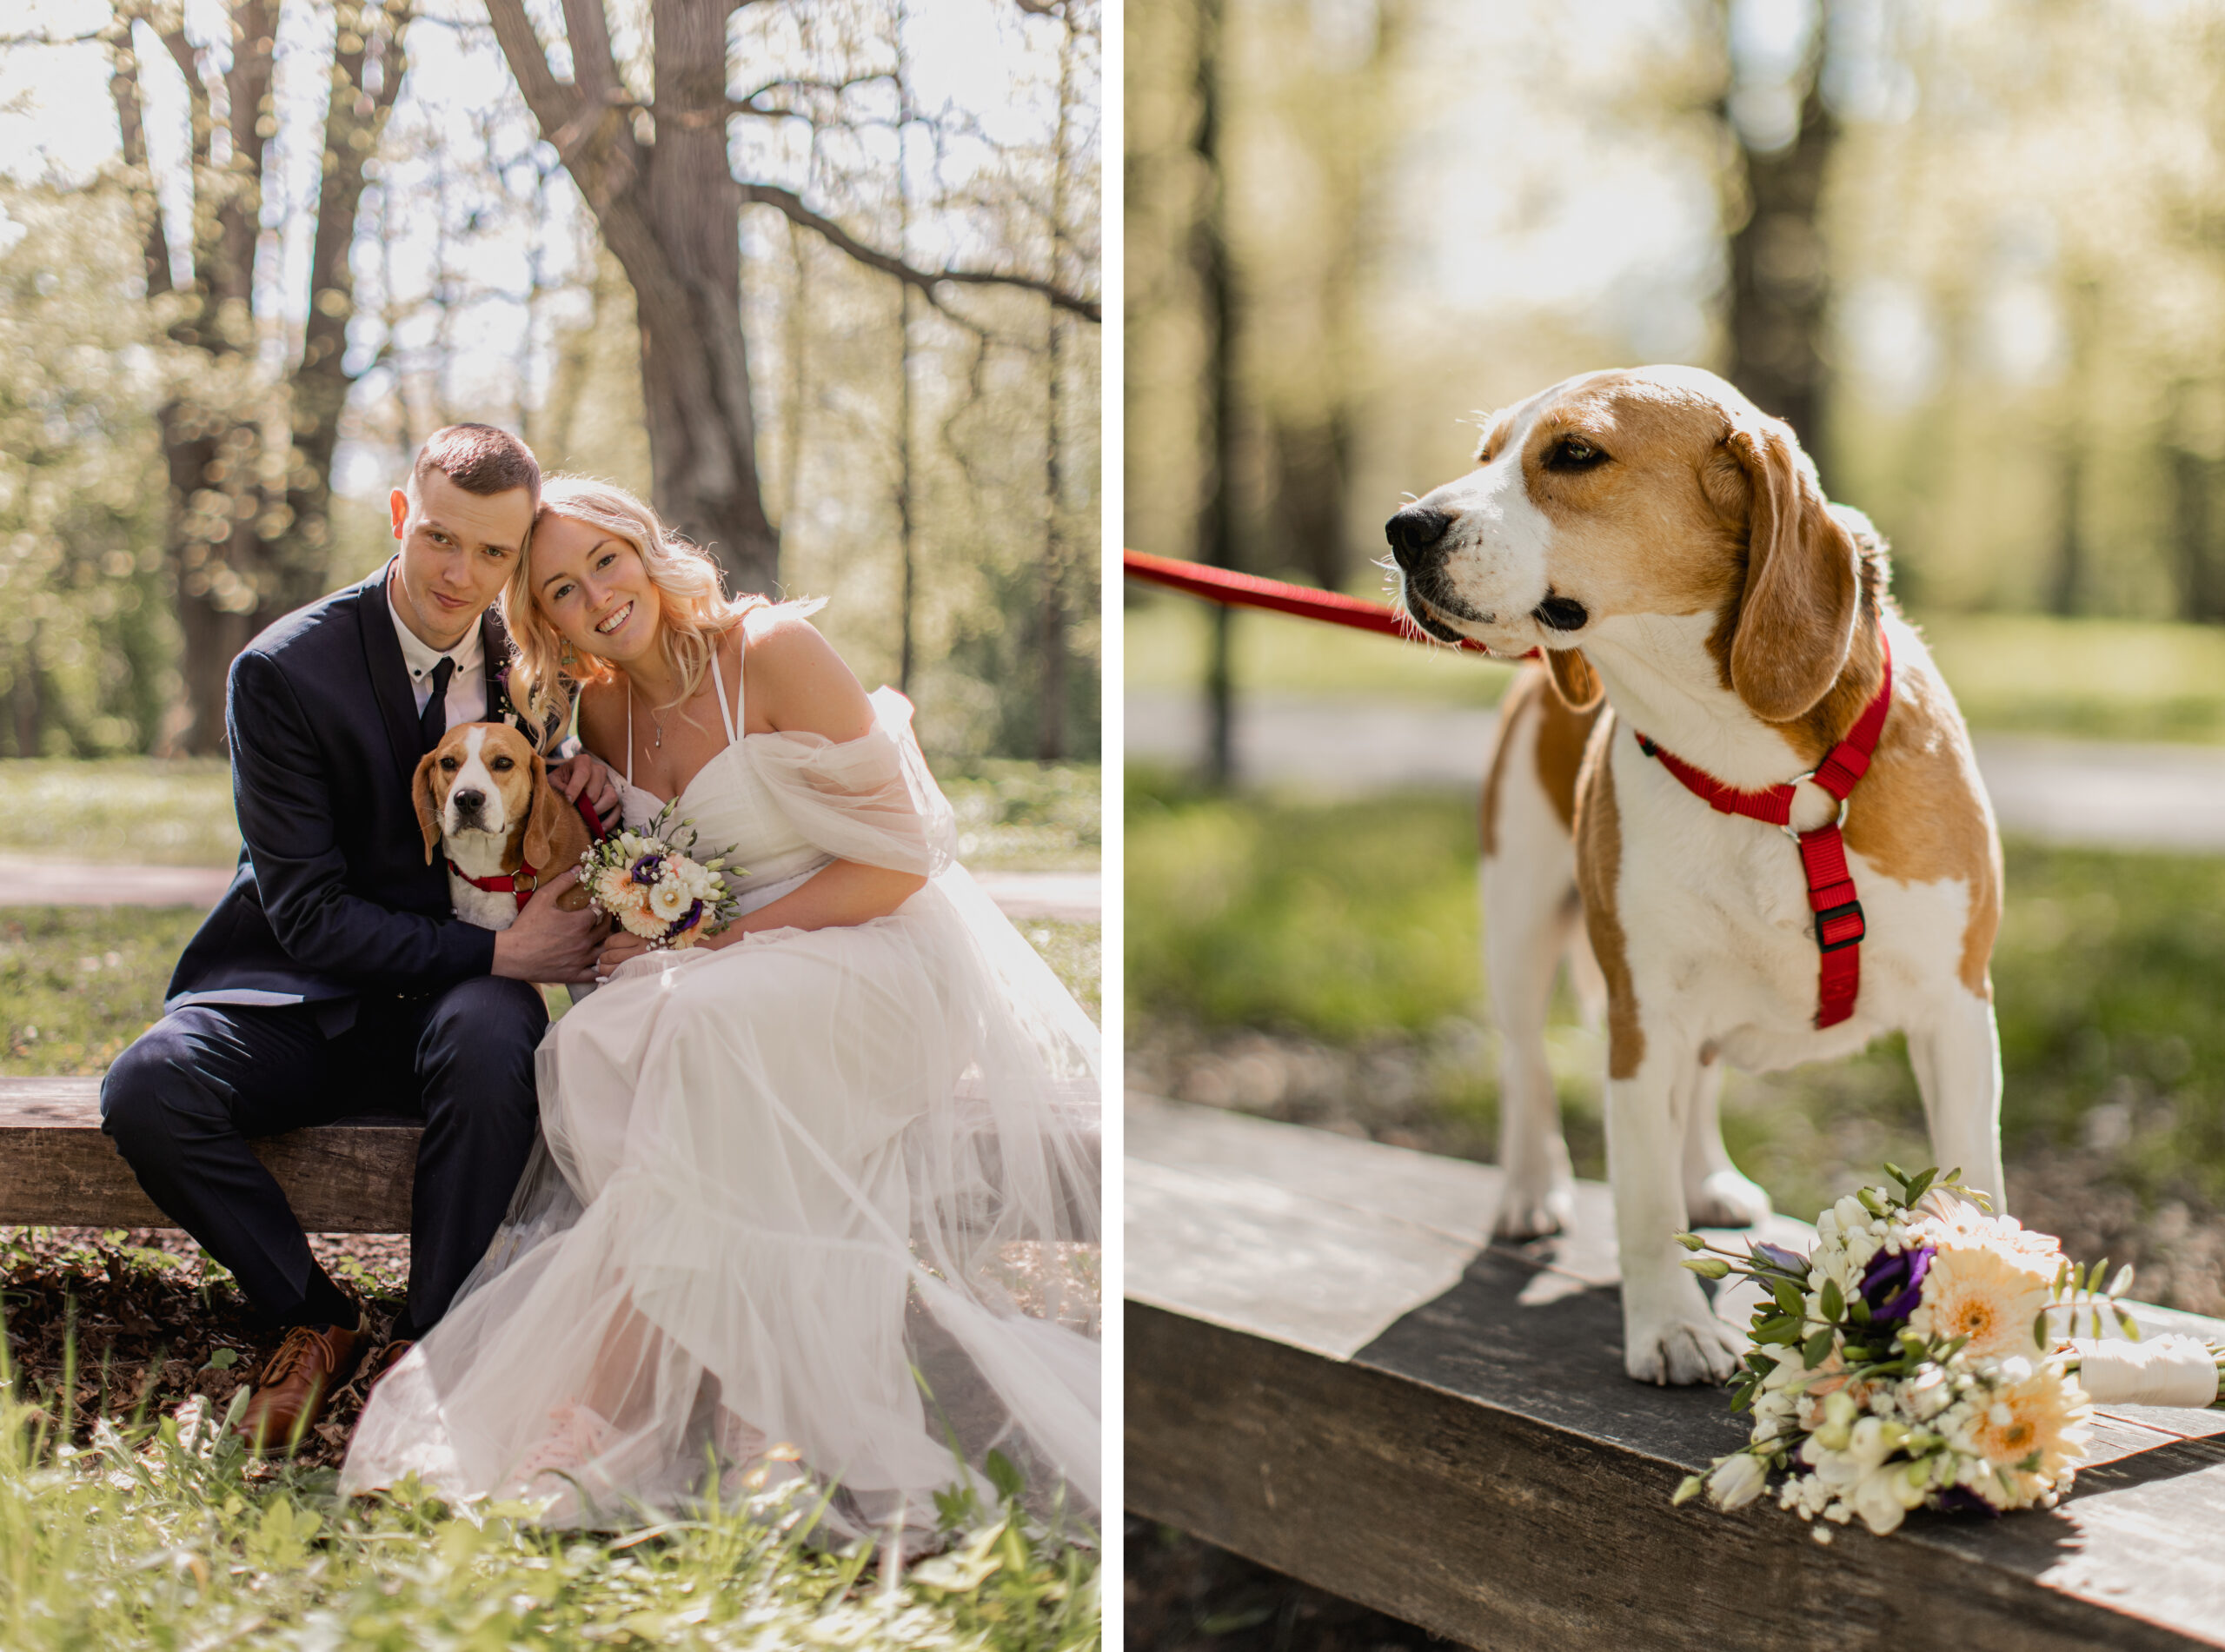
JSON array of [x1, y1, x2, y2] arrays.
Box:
[[418, 655, 455, 752]]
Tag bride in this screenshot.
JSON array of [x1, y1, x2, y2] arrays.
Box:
[[341, 476, 1101, 1533]]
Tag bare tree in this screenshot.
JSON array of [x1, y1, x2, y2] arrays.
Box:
[[1718, 0, 1839, 460], [481, 0, 1101, 594], [105, 0, 407, 752]]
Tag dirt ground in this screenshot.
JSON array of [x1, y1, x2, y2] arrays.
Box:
[[0, 1225, 410, 1470]]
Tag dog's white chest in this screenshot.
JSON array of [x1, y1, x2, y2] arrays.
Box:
[[448, 869, 522, 932]]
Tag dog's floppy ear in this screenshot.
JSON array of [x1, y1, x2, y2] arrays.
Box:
[[521, 748, 562, 874], [412, 750, 444, 865], [1543, 647, 1604, 712], [1717, 418, 1859, 723]]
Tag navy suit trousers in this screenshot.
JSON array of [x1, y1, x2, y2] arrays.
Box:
[[100, 978, 545, 1331]]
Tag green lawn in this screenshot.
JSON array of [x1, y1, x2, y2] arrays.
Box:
[[0, 759, 1101, 873], [0, 1368, 1095, 1650], [1125, 593, 2225, 743], [1125, 769, 2225, 1286]]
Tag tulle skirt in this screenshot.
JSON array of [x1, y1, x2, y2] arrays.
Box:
[[340, 869, 1101, 1531]]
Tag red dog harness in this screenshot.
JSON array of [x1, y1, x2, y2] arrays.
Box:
[[447, 789, 608, 912], [1633, 633, 1892, 1029]]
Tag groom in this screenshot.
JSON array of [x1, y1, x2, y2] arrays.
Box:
[[102, 424, 611, 1450]]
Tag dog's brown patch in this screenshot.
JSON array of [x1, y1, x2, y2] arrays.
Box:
[[1573, 713, 1644, 1079], [1513, 373, 1750, 628], [1843, 647, 2002, 997], [1480, 669, 1539, 859], [1483, 666, 1600, 855]]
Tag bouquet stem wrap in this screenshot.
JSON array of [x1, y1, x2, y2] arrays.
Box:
[[2068, 1336, 2222, 1409]]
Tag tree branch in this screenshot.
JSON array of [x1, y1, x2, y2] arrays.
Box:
[[738, 182, 1100, 322]]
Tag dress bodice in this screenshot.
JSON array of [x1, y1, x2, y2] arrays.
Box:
[[618, 648, 829, 912]]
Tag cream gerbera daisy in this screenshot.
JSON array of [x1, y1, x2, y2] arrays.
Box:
[[1907, 1241, 2056, 1359], [1956, 1359, 2092, 1505]]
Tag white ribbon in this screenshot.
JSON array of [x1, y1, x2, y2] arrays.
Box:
[[2070, 1335, 2222, 1409]]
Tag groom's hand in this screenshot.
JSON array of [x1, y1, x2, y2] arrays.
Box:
[[491, 867, 606, 984], [548, 753, 622, 832]]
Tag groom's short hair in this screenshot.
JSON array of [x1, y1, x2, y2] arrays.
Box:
[[408, 424, 541, 511]]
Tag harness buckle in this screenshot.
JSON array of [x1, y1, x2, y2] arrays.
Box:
[[1815, 898, 1866, 953], [515, 869, 538, 894]]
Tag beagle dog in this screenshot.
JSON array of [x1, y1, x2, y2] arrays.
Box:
[[1386, 365, 2004, 1385], [413, 721, 599, 930]]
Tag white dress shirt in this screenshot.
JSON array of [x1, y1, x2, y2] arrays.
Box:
[[388, 572, 488, 728]]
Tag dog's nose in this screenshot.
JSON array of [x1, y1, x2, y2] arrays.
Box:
[[453, 788, 485, 816], [1385, 506, 1452, 572]]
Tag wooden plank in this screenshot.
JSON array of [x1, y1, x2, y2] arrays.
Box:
[[1126, 1096, 2225, 1650], [0, 1076, 416, 1233]]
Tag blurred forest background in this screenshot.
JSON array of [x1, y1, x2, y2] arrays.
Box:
[[0, 0, 1101, 766]]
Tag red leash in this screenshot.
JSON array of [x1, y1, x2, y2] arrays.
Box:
[[1633, 633, 1893, 1029], [1125, 548, 1892, 1027], [1122, 549, 1532, 658]]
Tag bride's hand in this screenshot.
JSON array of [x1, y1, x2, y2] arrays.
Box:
[[594, 928, 654, 984], [549, 752, 622, 832]]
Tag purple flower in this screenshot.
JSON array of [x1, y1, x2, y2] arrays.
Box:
[[673, 900, 704, 933], [1751, 1241, 1809, 1277], [630, 853, 663, 886], [1860, 1243, 1936, 1323]]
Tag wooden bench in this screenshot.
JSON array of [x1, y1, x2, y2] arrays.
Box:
[[1126, 1092, 2225, 1651], [0, 1076, 417, 1232]]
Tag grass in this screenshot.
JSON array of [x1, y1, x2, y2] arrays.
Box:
[[0, 907, 1100, 1079], [0, 760, 1101, 873], [1125, 767, 2225, 1264], [0, 906, 209, 1075], [1125, 592, 2225, 742], [0, 1337, 1096, 1650]]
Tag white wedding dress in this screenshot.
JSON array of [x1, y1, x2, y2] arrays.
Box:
[[342, 639, 1101, 1530]]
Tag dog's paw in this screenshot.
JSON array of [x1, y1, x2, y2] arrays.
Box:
[[1491, 1176, 1576, 1242], [1624, 1308, 1745, 1386], [1684, 1167, 1772, 1231]]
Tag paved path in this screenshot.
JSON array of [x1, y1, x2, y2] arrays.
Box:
[[1127, 689, 2225, 853], [0, 854, 1101, 922]]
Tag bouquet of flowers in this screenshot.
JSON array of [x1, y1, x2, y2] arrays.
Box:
[[578, 800, 743, 950], [1677, 1164, 2225, 1539]]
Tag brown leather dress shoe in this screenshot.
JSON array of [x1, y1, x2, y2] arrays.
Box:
[[236, 1317, 367, 1454]]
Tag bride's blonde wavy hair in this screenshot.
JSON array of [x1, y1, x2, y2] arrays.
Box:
[[503, 476, 774, 740]]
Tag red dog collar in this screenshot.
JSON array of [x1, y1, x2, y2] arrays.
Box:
[[1633, 632, 1893, 1030], [448, 790, 608, 912]]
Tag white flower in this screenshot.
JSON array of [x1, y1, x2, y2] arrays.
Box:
[[649, 879, 690, 922], [1706, 1452, 1769, 1511]]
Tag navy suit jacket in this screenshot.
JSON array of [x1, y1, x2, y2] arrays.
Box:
[[167, 561, 515, 1016]]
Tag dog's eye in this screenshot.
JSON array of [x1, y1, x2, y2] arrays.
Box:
[[439, 756, 459, 772], [489, 756, 515, 772], [1544, 436, 1608, 471]]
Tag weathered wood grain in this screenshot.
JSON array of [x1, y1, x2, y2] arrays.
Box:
[[0, 1076, 416, 1233], [1126, 1095, 2225, 1650]]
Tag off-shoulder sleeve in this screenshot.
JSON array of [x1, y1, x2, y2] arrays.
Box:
[[743, 687, 957, 877]]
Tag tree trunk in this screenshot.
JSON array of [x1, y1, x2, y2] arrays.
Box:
[[484, 0, 1098, 604], [1722, 10, 1837, 461], [2170, 381, 2225, 623], [265, 0, 409, 629], [642, 0, 777, 593], [1192, 0, 1238, 787], [110, 0, 399, 753]]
